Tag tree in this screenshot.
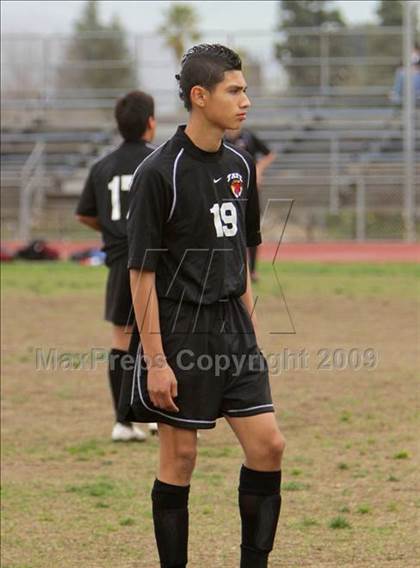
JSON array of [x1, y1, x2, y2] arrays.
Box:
[[275, 0, 346, 90], [361, 1, 406, 90], [60, 0, 136, 91], [376, 0, 403, 26], [158, 4, 200, 63]]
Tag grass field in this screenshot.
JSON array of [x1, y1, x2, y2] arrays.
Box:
[[1, 260, 419, 568]]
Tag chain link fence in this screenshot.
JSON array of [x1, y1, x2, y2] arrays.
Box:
[[1, 25, 419, 242]]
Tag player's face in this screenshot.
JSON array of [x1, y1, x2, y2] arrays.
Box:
[[204, 70, 250, 130]]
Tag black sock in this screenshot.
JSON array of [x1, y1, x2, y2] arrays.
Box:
[[152, 479, 190, 568], [109, 348, 130, 425], [239, 465, 282, 568]]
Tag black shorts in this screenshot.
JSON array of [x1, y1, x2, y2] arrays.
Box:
[[105, 256, 134, 327], [118, 296, 274, 430]]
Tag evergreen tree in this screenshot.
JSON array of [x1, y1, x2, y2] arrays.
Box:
[[60, 1, 136, 91], [275, 0, 346, 89], [376, 0, 403, 26]]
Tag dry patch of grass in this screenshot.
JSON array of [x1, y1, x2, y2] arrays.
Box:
[[1, 263, 419, 567]]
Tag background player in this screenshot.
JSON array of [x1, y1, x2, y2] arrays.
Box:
[[76, 90, 158, 442], [119, 45, 286, 567], [225, 127, 276, 282]]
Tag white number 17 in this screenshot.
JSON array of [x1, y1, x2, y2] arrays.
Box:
[[108, 175, 133, 220]]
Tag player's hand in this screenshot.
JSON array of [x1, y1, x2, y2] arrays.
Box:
[[147, 363, 179, 413]]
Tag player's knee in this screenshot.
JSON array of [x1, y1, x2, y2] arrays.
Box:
[[173, 444, 197, 475], [262, 433, 286, 464]]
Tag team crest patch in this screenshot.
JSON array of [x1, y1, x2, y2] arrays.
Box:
[[227, 173, 244, 198]]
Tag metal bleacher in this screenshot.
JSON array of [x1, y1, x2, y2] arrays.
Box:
[[1, 93, 419, 241], [1, 125, 115, 238], [248, 96, 420, 212]]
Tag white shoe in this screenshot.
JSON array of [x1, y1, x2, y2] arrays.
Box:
[[148, 422, 158, 435], [111, 422, 146, 442], [130, 424, 148, 441]]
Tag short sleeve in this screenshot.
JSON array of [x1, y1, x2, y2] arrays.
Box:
[[127, 166, 171, 271], [245, 162, 262, 247], [76, 169, 98, 217], [252, 133, 271, 157]]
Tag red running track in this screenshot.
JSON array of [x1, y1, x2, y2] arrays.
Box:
[[3, 240, 419, 262], [259, 242, 420, 263]]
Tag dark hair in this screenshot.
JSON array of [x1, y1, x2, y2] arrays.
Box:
[[175, 44, 242, 111], [114, 90, 154, 142]]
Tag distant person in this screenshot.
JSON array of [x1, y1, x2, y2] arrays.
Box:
[[76, 91, 158, 442], [226, 127, 276, 282], [391, 47, 420, 104]]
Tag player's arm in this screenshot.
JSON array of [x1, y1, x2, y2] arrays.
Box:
[[76, 215, 101, 232], [129, 269, 179, 413], [240, 262, 259, 339], [256, 151, 276, 185], [127, 166, 179, 413], [75, 168, 100, 230], [252, 133, 276, 186], [243, 158, 261, 340]]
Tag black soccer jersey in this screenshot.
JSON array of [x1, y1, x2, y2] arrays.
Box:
[[76, 140, 154, 265], [227, 129, 271, 160], [127, 125, 261, 305]]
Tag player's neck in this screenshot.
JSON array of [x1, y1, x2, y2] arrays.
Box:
[[141, 129, 153, 143], [184, 115, 224, 153]]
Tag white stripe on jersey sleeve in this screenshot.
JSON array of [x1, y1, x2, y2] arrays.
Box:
[[167, 147, 185, 222], [223, 143, 250, 189]]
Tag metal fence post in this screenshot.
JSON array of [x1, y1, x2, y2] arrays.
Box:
[[403, 1, 416, 242], [329, 136, 340, 214], [356, 173, 366, 241], [320, 29, 330, 95]]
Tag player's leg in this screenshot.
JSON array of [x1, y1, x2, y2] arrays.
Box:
[[248, 246, 258, 282], [151, 423, 198, 568], [109, 323, 145, 440], [109, 324, 132, 418], [226, 412, 285, 568]]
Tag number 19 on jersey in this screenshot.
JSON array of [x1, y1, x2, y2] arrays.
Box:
[[210, 202, 238, 237]]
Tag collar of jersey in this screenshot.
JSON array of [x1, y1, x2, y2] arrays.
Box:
[[122, 140, 147, 146], [175, 125, 224, 162]]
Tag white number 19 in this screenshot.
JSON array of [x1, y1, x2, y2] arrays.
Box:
[[210, 202, 238, 238]]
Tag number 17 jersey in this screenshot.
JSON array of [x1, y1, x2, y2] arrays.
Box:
[[76, 140, 154, 266], [127, 125, 261, 305]]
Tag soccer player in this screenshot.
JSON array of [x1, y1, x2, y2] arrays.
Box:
[[225, 127, 276, 282], [119, 45, 286, 567], [76, 90, 158, 442], [225, 127, 276, 186]]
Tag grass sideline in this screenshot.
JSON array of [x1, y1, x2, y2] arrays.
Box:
[[2, 260, 419, 297], [1, 260, 419, 567]]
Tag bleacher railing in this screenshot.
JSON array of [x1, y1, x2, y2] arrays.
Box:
[[1, 23, 418, 242], [18, 141, 46, 241]]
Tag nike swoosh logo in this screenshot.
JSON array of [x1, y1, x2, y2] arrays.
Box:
[[213, 177, 222, 183]]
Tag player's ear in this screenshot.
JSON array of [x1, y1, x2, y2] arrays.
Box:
[[148, 116, 157, 131], [190, 85, 207, 109]]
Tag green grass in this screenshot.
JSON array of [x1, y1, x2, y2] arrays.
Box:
[[66, 439, 107, 460], [2, 257, 419, 567], [283, 481, 308, 491], [329, 516, 352, 529], [393, 451, 410, 460], [357, 504, 371, 515], [2, 260, 419, 298], [0, 261, 107, 295]]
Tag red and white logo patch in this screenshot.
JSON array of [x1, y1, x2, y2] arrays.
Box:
[[227, 173, 244, 198]]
